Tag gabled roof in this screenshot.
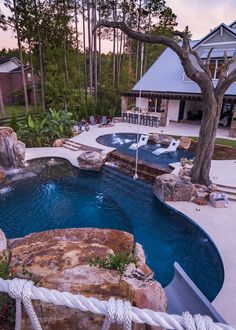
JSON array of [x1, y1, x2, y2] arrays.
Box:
[[229, 20, 236, 28], [10, 64, 29, 73], [132, 41, 202, 94], [132, 39, 236, 96], [0, 57, 11, 65], [193, 23, 236, 49], [0, 57, 21, 66]]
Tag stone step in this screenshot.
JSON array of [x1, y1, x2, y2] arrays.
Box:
[[63, 139, 81, 148], [62, 144, 80, 151], [217, 187, 236, 196], [216, 183, 236, 190], [225, 193, 236, 202]]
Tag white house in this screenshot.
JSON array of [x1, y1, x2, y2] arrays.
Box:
[[121, 21, 236, 136]]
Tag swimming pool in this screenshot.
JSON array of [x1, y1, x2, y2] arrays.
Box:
[[0, 158, 223, 301], [97, 133, 193, 170]]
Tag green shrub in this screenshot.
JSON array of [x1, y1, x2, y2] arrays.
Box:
[[17, 108, 75, 147], [89, 252, 137, 276]]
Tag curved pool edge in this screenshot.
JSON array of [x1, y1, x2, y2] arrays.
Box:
[[19, 150, 235, 322], [166, 200, 236, 325]]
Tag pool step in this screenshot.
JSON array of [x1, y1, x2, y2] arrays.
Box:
[[216, 184, 236, 201], [62, 139, 81, 151]]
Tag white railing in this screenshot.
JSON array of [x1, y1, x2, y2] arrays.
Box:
[[0, 278, 234, 330]]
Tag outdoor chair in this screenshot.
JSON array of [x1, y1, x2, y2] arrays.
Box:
[[145, 115, 150, 126], [152, 117, 160, 127], [100, 115, 108, 125], [149, 116, 154, 127], [122, 112, 127, 122], [140, 114, 145, 125], [127, 113, 133, 123], [129, 134, 149, 150], [133, 113, 138, 124], [152, 139, 180, 156], [89, 116, 96, 125]]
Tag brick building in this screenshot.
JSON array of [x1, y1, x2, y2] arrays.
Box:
[[0, 57, 35, 105]]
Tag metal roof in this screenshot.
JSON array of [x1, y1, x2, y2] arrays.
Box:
[[132, 35, 236, 96]]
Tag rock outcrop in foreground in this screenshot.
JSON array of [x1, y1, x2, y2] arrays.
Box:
[[77, 150, 106, 171], [7, 228, 167, 329], [0, 127, 25, 168], [154, 173, 217, 204]]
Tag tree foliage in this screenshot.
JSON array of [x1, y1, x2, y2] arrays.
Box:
[[0, 0, 177, 114]]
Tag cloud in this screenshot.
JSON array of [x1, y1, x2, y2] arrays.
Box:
[[166, 0, 236, 39]]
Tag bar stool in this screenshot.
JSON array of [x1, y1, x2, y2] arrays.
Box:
[[122, 112, 127, 122], [140, 114, 145, 125], [146, 115, 150, 126], [149, 116, 154, 127], [133, 113, 138, 124]]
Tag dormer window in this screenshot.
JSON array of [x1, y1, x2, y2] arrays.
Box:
[[209, 59, 224, 79]]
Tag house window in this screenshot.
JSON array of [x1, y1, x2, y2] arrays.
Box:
[[27, 72, 32, 81], [209, 59, 225, 79]]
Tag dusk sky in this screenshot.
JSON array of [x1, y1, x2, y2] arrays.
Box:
[[0, 0, 236, 51]]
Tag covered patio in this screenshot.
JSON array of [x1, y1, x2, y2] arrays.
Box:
[[121, 91, 236, 138]]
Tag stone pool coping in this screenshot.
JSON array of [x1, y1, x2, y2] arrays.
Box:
[[167, 201, 236, 325], [25, 122, 236, 325]]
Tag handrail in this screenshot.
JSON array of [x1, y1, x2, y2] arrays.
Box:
[[0, 278, 234, 330]]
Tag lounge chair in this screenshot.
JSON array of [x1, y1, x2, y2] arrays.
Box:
[[100, 116, 110, 126], [152, 139, 180, 156], [89, 116, 96, 125], [129, 134, 149, 150]]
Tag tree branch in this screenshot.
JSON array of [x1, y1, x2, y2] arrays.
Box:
[[95, 20, 210, 87], [216, 66, 236, 96]]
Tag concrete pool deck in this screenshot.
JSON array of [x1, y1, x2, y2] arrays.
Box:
[[167, 201, 236, 325], [25, 121, 236, 325]]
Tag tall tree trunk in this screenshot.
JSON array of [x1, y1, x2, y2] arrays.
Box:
[[92, 0, 98, 104], [82, 0, 88, 103], [112, 0, 117, 86], [74, 0, 80, 89], [63, 0, 69, 110], [0, 87, 6, 118], [29, 42, 37, 112], [143, 13, 151, 73], [34, 0, 45, 111], [98, 8, 102, 84], [13, 0, 29, 113], [87, 4, 93, 99], [135, 0, 142, 82], [191, 93, 223, 185], [117, 32, 123, 86], [128, 38, 132, 86]]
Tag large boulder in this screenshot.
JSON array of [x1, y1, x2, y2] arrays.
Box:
[[153, 173, 194, 202], [0, 166, 5, 183], [148, 133, 172, 146], [8, 228, 167, 330], [78, 150, 106, 171], [0, 229, 7, 253], [52, 139, 63, 147], [13, 140, 26, 166], [0, 127, 25, 168], [178, 136, 192, 150]]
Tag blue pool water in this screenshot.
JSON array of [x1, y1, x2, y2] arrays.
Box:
[[97, 133, 193, 170], [0, 159, 223, 301]]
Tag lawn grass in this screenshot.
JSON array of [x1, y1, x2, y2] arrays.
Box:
[[4, 105, 34, 118], [171, 135, 236, 148]]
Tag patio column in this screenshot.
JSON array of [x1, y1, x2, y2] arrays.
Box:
[[121, 96, 128, 113], [229, 105, 236, 138], [160, 99, 169, 127]]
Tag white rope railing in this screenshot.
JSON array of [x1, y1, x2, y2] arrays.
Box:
[[0, 278, 235, 330]]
